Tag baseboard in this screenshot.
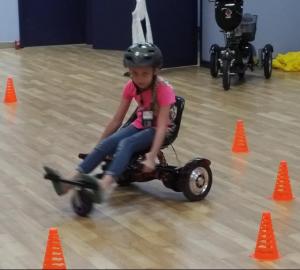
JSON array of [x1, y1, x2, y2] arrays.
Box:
[[0, 42, 14, 49]]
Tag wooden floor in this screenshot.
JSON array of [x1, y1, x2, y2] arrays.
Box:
[[0, 44, 300, 269]]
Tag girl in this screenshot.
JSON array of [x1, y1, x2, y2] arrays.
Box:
[[48, 43, 175, 202]]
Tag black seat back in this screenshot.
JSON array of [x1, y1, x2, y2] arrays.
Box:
[[163, 96, 185, 147]]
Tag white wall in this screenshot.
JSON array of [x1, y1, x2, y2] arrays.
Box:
[[0, 0, 20, 42], [201, 0, 300, 62]]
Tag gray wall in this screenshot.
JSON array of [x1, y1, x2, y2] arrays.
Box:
[[0, 0, 19, 42], [201, 0, 300, 62]]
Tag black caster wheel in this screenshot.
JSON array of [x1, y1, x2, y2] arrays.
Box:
[[71, 189, 94, 217], [210, 44, 220, 78], [264, 51, 273, 79], [210, 54, 219, 78], [179, 162, 212, 201], [262, 44, 273, 79], [222, 59, 231, 91]]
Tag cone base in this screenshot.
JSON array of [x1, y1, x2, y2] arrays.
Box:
[[251, 252, 280, 261], [272, 195, 294, 201], [4, 99, 17, 104], [232, 149, 249, 153]]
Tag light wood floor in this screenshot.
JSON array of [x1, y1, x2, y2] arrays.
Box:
[[0, 45, 300, 269]]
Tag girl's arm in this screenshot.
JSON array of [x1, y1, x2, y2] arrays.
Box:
[[100, 98, 131, 140], [142, 105, 171, 172]]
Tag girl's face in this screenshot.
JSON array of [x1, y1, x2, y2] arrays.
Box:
[[129, 66, 158, 89]]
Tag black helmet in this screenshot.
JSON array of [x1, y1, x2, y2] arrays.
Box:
[[123, 43, 163, 68]]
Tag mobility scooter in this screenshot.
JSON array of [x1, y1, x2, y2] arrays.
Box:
[[209, 0, 274, 90], [44, 96, 213, 217]]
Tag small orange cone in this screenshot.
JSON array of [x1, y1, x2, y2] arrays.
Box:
[[43, 228, 67, 270], [272, 160, 294, 201], [232, 120, 249, 153], [252, 212, 280, 261], [3, 77, 17, 103]]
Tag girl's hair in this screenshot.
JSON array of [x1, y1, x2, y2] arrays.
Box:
[[151, 76, 171, 115]]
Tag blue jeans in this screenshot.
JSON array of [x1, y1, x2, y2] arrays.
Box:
[[77, 125, 155, 177]]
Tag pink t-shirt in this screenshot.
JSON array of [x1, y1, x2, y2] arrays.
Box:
[[122, 78, 176, 129]]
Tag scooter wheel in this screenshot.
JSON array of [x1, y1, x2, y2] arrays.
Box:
[[264, 51, 273, 79], [210, 52, 219, 78], [222, 60, 231, 91], [179, 163, 212, 201], [71, 189, 94, 217]]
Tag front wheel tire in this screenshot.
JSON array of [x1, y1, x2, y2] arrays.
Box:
[[264, 51, 273, 79], [210, 53, 219, 78], [71, 189, 94, 217], [238, 72, 245, 80], [222, 60, 231, 91]]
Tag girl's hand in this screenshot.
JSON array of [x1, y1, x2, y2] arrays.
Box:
[[141, 153, 156, 173]]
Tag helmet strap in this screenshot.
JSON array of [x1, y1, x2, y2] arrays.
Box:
[[133, 75, 158, 113]]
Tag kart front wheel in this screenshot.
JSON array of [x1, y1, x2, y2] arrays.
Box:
[[179, 163, 212, 201], [71, 189, 94, 217]]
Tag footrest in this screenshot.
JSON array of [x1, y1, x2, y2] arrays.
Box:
[[76, 174, 99, 190], [43, 166, 65, 195], [44, 166, 61, 181]]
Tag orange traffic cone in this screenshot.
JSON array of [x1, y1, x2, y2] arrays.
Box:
[[272, 160, 294, 201], [252, 212, 280, 261], [3, 77, 17, 103], [232, 120, 249, 153], [43, 228, 67, 270]]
